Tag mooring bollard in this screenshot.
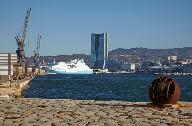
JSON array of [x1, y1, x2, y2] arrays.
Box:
[[149, 76, 180, 106]]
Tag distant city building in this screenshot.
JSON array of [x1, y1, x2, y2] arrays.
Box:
[[91, 33, 108, 69], [168, 56, 177, 61], [182, 64, 192, 74], [122, 63, 136, 72], [180, 59, 192, 65]]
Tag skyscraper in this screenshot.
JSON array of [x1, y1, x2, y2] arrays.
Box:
[[91, 33, 108, 69]]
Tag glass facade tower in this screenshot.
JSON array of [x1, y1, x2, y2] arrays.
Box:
[[91, 33, 108, 69]]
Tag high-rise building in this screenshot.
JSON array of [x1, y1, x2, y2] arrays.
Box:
[[91, 33, 108, 69]]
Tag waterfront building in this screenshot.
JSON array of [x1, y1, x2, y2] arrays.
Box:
[[180, 59, 192, 65], [91, 33, 108, 69], [168, 56, 177, 61], [122, 63, 136, 72], [107, 59, 122, 72], [0, 53, 17, 83], [182, 64, 192, 74]]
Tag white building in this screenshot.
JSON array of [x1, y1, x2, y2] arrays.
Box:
[[0, 53, 17, 83], [180, 59, 192, 65], [168, 56, 177, 61]]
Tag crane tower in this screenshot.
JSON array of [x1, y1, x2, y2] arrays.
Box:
[[15, 8, 31, 63]]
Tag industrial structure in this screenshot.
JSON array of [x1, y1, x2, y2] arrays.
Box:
[[0, 8, 46, 98], [0, 8, 33, 84], [33, 34, 42, 68], [13, 8, 34, 80], [91, 33, 108, 70], [15, 8, 31, 64]]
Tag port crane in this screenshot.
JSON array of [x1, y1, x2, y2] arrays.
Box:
[[15, 8, 31, 63], [33, 34, 42, 67]]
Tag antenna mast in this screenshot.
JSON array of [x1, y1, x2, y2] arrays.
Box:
[[34, 34, 42, 67]]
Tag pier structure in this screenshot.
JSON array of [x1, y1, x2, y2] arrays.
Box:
[[0, 8, 36, 97]]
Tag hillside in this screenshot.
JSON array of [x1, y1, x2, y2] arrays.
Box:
[[109, 47, 192, 58], [37, 47, 192, 66]]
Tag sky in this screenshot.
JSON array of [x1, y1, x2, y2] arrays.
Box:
[[0, 0, 192, 56]]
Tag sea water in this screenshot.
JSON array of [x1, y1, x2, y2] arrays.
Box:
[[24, 74, 192, 102]]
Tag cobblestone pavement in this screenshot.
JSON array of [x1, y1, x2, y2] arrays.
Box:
[[0, 98, 192, 126]]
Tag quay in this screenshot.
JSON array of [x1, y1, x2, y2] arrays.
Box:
[[0, 98, 192, 125], [0, 53, 36, 98], [0, 77, 34, 98]]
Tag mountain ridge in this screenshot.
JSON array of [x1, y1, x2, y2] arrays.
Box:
[[109, 47, 192, 57]]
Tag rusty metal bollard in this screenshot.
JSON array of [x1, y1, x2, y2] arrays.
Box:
[[149, 76, 180, 106]]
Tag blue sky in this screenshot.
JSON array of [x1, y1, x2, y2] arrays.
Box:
[[0, 0, 192, 56]]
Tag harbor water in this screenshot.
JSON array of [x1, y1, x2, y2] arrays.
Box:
[[24, 74, 192, 102]]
